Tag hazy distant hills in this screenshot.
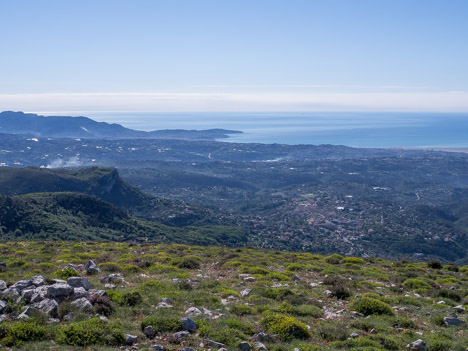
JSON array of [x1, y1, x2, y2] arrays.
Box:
[[0, 111, 241, 140]]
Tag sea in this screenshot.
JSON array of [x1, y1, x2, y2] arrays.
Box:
[[87, 112, 468, 148]]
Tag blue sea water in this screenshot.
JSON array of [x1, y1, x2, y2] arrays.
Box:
[[87, 112, 468, 148]]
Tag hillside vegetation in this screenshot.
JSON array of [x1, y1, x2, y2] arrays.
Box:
[[0, 242, 467, 350]]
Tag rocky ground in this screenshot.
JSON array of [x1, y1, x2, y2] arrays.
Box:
[[0, 242, 467, 350]]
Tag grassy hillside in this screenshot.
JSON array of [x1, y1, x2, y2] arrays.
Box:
[[0, 167, 222, 226], [0, 242, 467, 350], [0, 192, 247, 246]]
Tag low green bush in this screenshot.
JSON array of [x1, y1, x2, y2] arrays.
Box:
[[140, 316, 182, 333], [261, 312, 310, 341], [350, 296, 395, 316], [56, 318, 124, 346]]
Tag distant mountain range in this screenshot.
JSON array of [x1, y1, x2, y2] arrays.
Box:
[[0, 111, 241, 139]]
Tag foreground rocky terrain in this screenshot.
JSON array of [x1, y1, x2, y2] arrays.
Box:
[[0, 242, 467, 350]]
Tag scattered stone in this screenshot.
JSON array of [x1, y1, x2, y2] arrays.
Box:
[[254, 341, 267, 350], [17, 306, 38, 319], [46, 283, 73, 298], [85, 260, 100, 274], [71, 287, 89, 300], [21, 288, 36, 302], [244, 277, 256, 282], [151, 345, 165, 351], [444, 316, 465, 327], [179, 348, 195, 351], [63, 312, 74, 321], [239, 341, 251, 351], [310, 282, 319, 287], [453, 305, 465, 313], [67, 277, 92, 290], [101, 273, 124, 284], [0, 280, 7, 291], [104, 283, 116, 289], [202, 307, 212, 316], [30, 275, 46, 287], [144, 325, 156, 339], [292, 275, 301, 281], [204, 339, 226, 348], [11, 279, 33, 291], [437, 300, 446, 304], [0, 300, 7, 312], [161, 297, 173, 304], [71, 297, 93, 311], [88, 289, 106, 298], [34, 298, 59, 315], [185, 307, 202, 316], [156, 302, 173, 309], [241, 289, 252, 297], [125, 334, 138, 346], [324, 289, 334, 297], [350, 332, 360, 338], [172, 331, 190, 342], [406, 339, 428, 351], [181, 317, 197, 332]]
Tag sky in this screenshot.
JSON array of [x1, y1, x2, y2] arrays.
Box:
[[0, 0, 467, 113]]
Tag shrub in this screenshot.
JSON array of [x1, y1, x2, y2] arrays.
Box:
[[445, 264, 459, 272], [316, 321, 348, 341], [343, 257, 366, 264], [140, 316, 182, 333], [261, 312, 310, 341], [0, 320, 47, 346], [172, 256, 201, 269], [331, 284, 352, 300], [350, 296, 395, 316], [122, 290, 143, 307], [286, 263, 307, 271], [55, 267, 79, 280], [433, 288, 462, 302], [428, 260, 443, 269], [402, 278, 431, 290], [231, 304, 254, 316], [56, 317, 124, 346], [100, 262, 122, 272], [89, 295, 113, 316]]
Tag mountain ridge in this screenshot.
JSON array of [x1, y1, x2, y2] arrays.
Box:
[[0, 111, 241, 140]]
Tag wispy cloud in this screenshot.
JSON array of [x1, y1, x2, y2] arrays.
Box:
[[0, 91, 467, 113]]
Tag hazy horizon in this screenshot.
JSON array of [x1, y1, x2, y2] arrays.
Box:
[[1, 0, 468, 113]]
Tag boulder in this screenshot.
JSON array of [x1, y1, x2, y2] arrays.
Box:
[[240, 289, 252, 297], [67, 277, 92, 290], [71, 297, 93, 311], [17, 306, 38, 319], [20, 288, 36, 302], [254, 341, 267, 350], [88, 289, 106, 298], [172, 331, 190, 342], [125, 334, 138, 346], [185, 307, 202, 316], [0, 280, 7, 291], [406, 339, 428, 351], [0, 300, 7, 312], [46, 283, 73, 298], [181, 317, 197, 332], [161, 297, 173, 304], [100, 273, 124, 284], [85, 260, 100, 275], [34, 298, 59, 315], [30, 275, 46, 287], [71, 287, 89, 300], [144, 325, 156, 339], [11, 279, 33, 291], [444, 316, 465, 327], [239, 342, 251, 351]]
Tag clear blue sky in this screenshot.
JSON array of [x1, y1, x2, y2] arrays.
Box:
[[1, 0, 467, 112]]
